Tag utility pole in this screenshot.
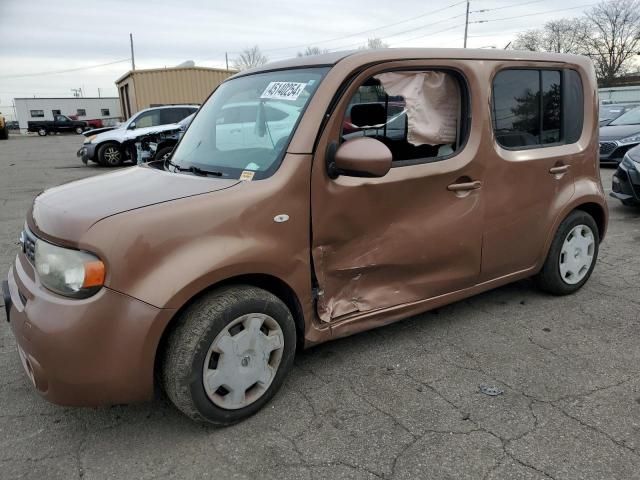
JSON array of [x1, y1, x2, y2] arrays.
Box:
[[130, 33, 136, 71], [98, 88, 101, 98], [225, 52, 229, 70], [463, 0, 470, 48]]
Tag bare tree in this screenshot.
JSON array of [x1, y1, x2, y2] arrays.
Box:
[[585, 0, 640, 85], [359, 38, 389, 50], [297, 46, 329, 57], [512, 18, 589, 54], [232, 46, 268, 71]]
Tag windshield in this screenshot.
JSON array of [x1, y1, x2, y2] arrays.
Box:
[[599, 105, 625, 120], [169, 67, 328, 179], [610, 106, 640, 126]]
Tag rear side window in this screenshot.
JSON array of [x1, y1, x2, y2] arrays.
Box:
[[161, 108, 191, 124], [492, 68, 583, 149]]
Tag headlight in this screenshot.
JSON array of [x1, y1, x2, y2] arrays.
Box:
[[618, 134, 640, 145], [83, 135, 97, 144], [34, 240, 105, 297]]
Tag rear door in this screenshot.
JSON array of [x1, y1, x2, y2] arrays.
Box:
[[480, 67, 581, 280], [310, 61, 485, 322]]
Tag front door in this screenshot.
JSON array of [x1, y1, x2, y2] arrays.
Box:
[[310, 62, 485, 322]]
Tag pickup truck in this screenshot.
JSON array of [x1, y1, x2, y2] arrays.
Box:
[[0, 112, 8, 140], [28, 114, 87, 136]]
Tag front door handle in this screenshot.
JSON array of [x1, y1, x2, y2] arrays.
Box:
[[549, 165, 570, 174], [447, 180, 482, 192]]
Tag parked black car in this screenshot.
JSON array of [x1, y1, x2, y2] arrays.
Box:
[[599, 106, 640, 164], [599, 102, 640, 126], [611, 144, 640, 207], [27, 114, 87, 136]]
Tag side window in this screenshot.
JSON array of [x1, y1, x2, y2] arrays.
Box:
[[492, 68, 576, 149], [161, 108, 190, 124], [55, 115, 68, 122], [135, 110, 161, 128], [341, 70, 464, 164]]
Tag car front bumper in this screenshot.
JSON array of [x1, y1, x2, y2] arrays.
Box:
[[76, 143, 97, 164], [4, 253, 175, 407], [599, 141, 638, 164], [611, 159, 640, 204]]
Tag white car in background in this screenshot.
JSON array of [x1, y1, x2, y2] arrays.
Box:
[[216, 101, 300, 151], [78, 105, 198, 166]]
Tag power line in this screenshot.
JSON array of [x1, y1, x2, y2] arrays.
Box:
[[0, 59, 131, 79], [219, 0, 467, 58], [470, 3, 598, 24], [323, 12, 468, 52], [470, 0, 551, 14]]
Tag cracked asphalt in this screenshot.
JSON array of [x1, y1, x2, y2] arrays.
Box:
[[1, 134, 639, 480]]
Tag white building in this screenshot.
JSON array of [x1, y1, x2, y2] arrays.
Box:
[[598, 85, 640, 104], [14, 97, 121, 130]]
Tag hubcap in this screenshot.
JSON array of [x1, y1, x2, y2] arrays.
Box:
[[104, 147, 121, 164], [202, 313, 284, 410], [559, 224, 595, 285]]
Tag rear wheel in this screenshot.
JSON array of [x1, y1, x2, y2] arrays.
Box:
[[162, 286, 296, 425], [75, 126, 84, 134], [0, 126, 8, 140], [97, 143, 123, 167], [37, 128, 47, 136], [535, 210, 599, 295]]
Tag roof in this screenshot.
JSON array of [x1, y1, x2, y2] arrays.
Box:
[[115, 66, 237, 84], [234, 48, 591, 78], [14, 97, 118, 100]]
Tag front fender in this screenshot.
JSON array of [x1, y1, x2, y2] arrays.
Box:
[[84, 153, 314, 314]]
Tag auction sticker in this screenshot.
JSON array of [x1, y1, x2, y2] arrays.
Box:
[[260, 82, 306, 101], [240, 170, 255, 181]]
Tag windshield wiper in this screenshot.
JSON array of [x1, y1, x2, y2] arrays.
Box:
[[165, 159, 223, 177]]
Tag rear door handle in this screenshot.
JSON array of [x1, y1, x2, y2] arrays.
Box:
[[447, 180, 482, 192], [549, 165, 570, 174]]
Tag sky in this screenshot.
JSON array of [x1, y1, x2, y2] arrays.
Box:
[[0, 0, 599, 120]]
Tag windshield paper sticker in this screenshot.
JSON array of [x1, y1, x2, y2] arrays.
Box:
[[240, 170, 255, 181], [260, 82, 306, 101]]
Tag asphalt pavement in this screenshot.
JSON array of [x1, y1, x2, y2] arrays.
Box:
[[1, 134, 639, 479]]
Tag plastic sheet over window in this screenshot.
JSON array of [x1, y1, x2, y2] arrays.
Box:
[[374, 71, 459, 146]]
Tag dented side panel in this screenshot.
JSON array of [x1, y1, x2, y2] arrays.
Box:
[[310, 60, 487, 322]]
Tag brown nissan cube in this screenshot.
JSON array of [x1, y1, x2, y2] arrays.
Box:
[[3, 49, 607, 425]]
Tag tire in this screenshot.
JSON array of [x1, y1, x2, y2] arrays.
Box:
[[0, 126, 8, 140], [154, 146, 174, 163], [162, 285, 296, 425], [75, 126, 84, 134], [97, 143, 123, 167], [621, 199, 639, 207], [534, 210, 599, 295], [37, 128, 47, 136]]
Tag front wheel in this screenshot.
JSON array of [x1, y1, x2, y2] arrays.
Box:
[[97, 143, 123, 167], [162, 286, 296, 425], [535, 210, 599, 295], [154, 146, 174, 163]]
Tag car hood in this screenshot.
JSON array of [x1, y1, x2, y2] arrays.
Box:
[[599, 124, 640, 141], [28, 166, 240, 243]]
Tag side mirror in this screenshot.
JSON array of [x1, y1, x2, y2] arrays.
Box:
[[128, 122, 136, 130], [328, 137, 392, 179]]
